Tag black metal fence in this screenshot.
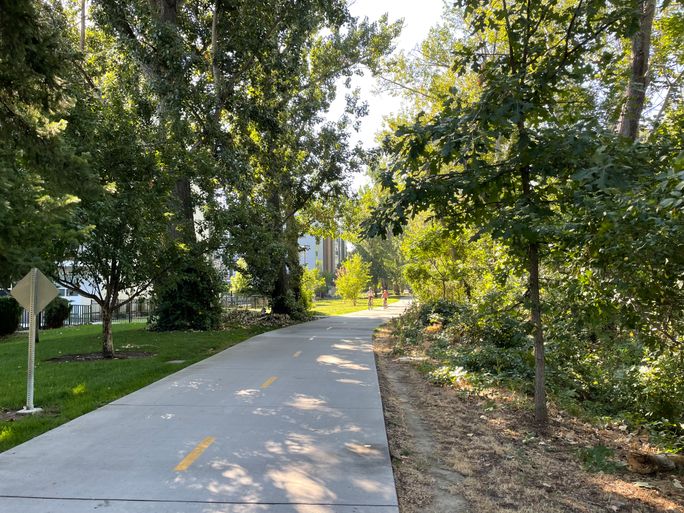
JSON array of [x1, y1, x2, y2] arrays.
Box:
[[221, 293, 269, 310], [19, 295, 269, 329], [20, 299, 153, 329]]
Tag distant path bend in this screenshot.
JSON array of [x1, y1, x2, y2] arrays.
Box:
[[0, 300, 410, 513]]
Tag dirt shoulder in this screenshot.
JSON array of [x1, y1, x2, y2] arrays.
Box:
[[374, 326, 684, 513]]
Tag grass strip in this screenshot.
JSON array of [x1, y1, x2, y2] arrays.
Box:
[[312, 296, 400, 316]]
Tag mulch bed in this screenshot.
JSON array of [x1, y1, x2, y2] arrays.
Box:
[[46, 351, 154, 362], [0, 410, 21, 422]]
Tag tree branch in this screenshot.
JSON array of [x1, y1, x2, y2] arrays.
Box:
[[377, 75, 439, 100], [648, 68, 684, 139]]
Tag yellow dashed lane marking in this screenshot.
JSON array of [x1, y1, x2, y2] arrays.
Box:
[[174, 436, 215, 472], [293, 351, 302, 358], [260, 376, 278, 389]]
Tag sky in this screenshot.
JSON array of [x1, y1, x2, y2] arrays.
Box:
[[328, 0, 446, 187]]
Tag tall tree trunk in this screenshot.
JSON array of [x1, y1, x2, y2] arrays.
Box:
[[101, 306, 114, 358], [527, 242, 547, 426], [463, 280, 472, 301], [649, 69, 684, 139], [173, 177, 195, 242], [618, 0, 656, 141], [158, 0, 179, 22], [285, 218, 303, 306], [80, 0, 86, 52], [102, 260, 118, 358], [211, 0, 223, 109], [271, 263, 289, 314], [151, 0, 195, 242], [520, 141, 548, 426], [268, 190, 289, 314]]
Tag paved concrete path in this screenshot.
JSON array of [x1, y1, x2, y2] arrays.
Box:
[[0, 300, 409, 513]]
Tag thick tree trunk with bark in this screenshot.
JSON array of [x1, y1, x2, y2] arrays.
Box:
[[268, 190, 289, 315], [271, 263, 289, 314], [268, 206, 309, 316], [285, 219, 303, 305], [149, 0, 195, 242], [618, 0, 656, 141], [101, 307, 114, 358], [155, 0, 179, 24], [271, 216, 304, 315], [172, 177, 195, 242]]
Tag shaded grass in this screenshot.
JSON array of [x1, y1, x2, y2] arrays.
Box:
[[311, 295, 399, 316], [0, 323, 268, 453]]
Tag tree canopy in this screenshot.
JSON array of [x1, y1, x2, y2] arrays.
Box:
[[364, 0, 684, 427], [0, 0, 93, 286], [0, 1, 399, 350]]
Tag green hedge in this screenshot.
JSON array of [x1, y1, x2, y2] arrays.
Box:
[[151, 256, 223, 331], [44, 297, 71, 329], [0, 297, 22, 336]]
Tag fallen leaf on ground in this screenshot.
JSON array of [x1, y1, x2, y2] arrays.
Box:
[[633, 481, 657, 489]]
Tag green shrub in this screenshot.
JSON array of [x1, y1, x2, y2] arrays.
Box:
[[301, 267, 325, 310], [634, 351, 684, 423], [394, 296, 684, 452], [271, 288, 309, 321], [577, 445, 622, 473], [151, 256, 223, 331], [428, 365, 469, 385], [44, 297, 71, 329], [438, 342, 535, 385], [0, 296, 22, 336], [476, 314, 530, 349], [390, 303, 423, 350], [394, 299, 534, 385], [417, 299, 461, 327]]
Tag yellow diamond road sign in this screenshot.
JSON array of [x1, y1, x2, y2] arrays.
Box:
[[11, 269, 59, 312]]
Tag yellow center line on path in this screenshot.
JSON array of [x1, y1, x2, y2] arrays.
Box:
[[174, 436, 215, 472], [293, 351, 302, 358], [260, 376, 278, 389]]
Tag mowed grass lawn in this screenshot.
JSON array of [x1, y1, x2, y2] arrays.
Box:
[[0, 323, 268, 453], [312, 295, 400, 316]]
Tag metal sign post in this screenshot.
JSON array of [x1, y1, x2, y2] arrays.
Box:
[[11, 268, 58, 415], [25, 268, 39, 413]]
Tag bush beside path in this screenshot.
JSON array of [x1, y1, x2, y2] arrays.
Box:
[[374, 325, 684, 513]]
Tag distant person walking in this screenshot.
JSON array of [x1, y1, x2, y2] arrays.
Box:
[[367, 287, 375, 310], [382, 288, 389, 309]]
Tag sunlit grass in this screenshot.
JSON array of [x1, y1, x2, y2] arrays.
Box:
[[311, 295, 399, 316]]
